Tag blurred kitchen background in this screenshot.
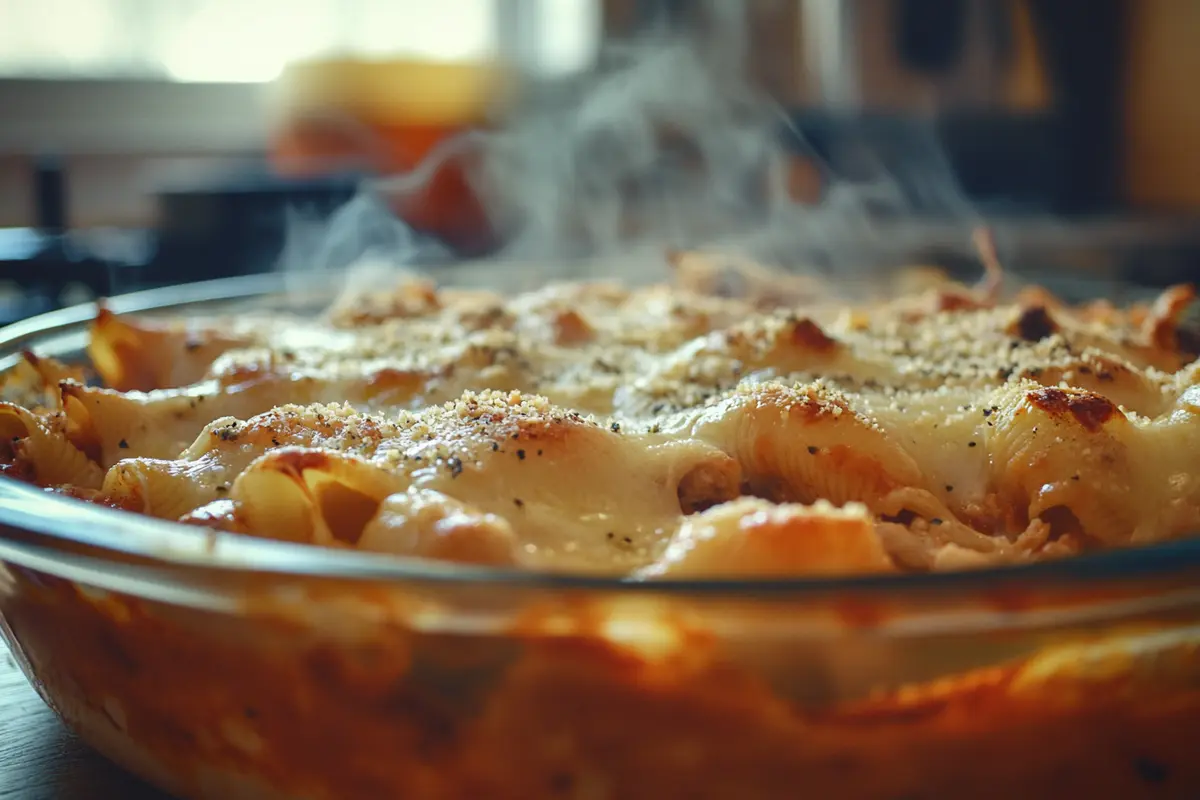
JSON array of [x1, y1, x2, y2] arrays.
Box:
[[0, 0, 1197, 322]]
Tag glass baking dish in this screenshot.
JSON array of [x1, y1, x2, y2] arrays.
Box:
[[1, 273, 1200, 800]]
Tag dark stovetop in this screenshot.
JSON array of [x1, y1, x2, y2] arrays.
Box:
[[0, 170, 362, 324]]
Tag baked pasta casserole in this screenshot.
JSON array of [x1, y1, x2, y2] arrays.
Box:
[[2, 251, 1199, 577], [5, 251, 1200, 800]]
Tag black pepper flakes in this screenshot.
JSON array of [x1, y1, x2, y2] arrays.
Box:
[[513, 498, 524, 508], [549, 772, 575, 794], [491, 442, 500, 452], [968, 441, 977, 448], [807, 446, 818, 455], [1133, 756, 1170, 785], [610, 421, 621, 433], [118, 439, 129, 449], [516, 449, 526, 460], [945, 485, 955, 492], [931, 518, 943, 525], [447, 457, 464, 478]]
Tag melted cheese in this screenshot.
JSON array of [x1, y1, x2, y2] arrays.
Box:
[[4, 268, 1199, 576]]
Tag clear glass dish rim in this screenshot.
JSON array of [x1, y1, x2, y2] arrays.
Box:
[[1, 269, 1199, 600]]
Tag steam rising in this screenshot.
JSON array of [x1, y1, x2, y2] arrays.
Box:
[[281, 5, 982, 292], [475, 43, 779, 258], [281, 192, 451, 274]]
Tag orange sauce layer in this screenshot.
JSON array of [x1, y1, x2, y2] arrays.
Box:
[[4, 569, 1200, 800]]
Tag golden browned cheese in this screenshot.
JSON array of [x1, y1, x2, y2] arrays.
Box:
[[2, 260, 1199, 576]]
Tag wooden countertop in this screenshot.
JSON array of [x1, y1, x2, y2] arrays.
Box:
[[0, 638, 167, 800]]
